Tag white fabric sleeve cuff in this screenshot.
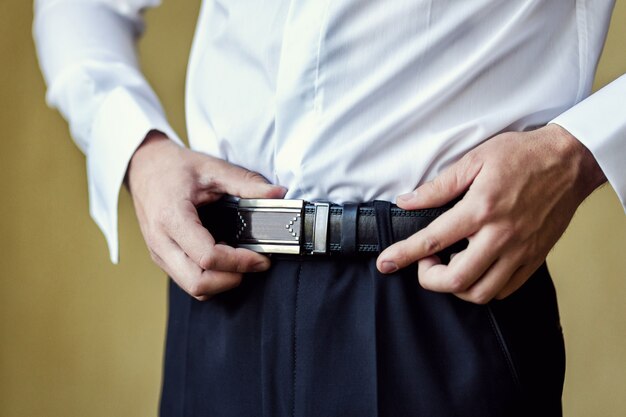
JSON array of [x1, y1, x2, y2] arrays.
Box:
[[550, 74, 626, 212], [35, 0, 182, 263], [87, 87, 183, 264]]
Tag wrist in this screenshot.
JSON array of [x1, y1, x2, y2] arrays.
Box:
[[134, 130, 173, 155], [125, 130, 178, 191], [545, 123, 607, 200]]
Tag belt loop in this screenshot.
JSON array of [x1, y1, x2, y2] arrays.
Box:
[[341, 203, 359, 254], [373, 201, 394, 251]]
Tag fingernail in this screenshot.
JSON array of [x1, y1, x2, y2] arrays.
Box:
[[252, 260, 270, 272], [379, 261, 398, 274]]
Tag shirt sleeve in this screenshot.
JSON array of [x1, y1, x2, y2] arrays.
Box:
[[34, 0, 184, 263], [550, 74, 626, 212]]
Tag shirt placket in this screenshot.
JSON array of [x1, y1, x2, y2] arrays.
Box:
[[273, 0, 331, 193]]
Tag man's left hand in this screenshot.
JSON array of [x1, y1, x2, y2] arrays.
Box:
[[376, 124, 606, 304]]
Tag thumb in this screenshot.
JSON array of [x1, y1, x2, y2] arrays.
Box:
[[209, 159, 287, 199], [397, 154, 482, 209]]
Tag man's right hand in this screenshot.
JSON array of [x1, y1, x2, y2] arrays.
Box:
[[126, 131, 287, 300]]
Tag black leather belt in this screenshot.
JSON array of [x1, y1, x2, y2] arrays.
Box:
[[198, 197, 464, 258]]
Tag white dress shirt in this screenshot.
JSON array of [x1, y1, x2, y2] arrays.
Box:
[[34, 0, 626, 263]]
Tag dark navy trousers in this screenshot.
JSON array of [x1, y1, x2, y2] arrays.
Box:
[[160, 259, 565, 417]]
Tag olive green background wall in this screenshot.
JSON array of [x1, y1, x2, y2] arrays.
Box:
[[1, 1, 624, 416]]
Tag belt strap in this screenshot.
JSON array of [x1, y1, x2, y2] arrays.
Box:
[[198, 197, 461, 257]]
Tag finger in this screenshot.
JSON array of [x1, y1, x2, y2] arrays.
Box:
[[377, 201, 479, 273], [396, 153, 483, 210], [417, 230, 500, 294], [202, 244, 273, 273], [494, 263, 540, 300], [151, 236, 244, 300], [202, 159, 287, 199], [163, 200, 272, 273], [416, 254, 445, 281], [454, 257, 522, 305]]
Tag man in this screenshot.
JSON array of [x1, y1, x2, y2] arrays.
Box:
[[34, 0, 624, 416]]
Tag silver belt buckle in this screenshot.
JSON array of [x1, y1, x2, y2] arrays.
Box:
[[236, 199, 305, 254]]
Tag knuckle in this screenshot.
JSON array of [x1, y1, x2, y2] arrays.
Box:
[[494, 291, 509, 301], [156, 206, 177, 227], [235, 261, 252, 274], [484, 224, 517, 251], [495, 224, 517, 245], [422, 235, 442, 254], [205, 272, 243, 294], [494, 280, 523, 300], [229, 250, 249, 273], [463, 151, 481, 171], [425, 179, 442, 196], [475, 198, 496, 222], [450, 152, 478, 189], [144, 231, 159, 249], [198, 168, 218, 189], [225, 274, 243, 289], [198, 252, 216, 270], [174, 199, 194, 214], [186, 281, 206, 298], [242, 169, 264, 183], [446, 274, 468, 293], [453, 167, 468, 191], [417, 274, 433, 290], [390, 245, 409, 266], [467, 290, 492, 305]]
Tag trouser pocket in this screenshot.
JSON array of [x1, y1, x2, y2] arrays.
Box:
[[487, 263, 566, 417]]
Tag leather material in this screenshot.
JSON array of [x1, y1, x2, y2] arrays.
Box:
[[373, 200, 394, 251], [199, 199, 467, 257], [341, 203, 359, 254]]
